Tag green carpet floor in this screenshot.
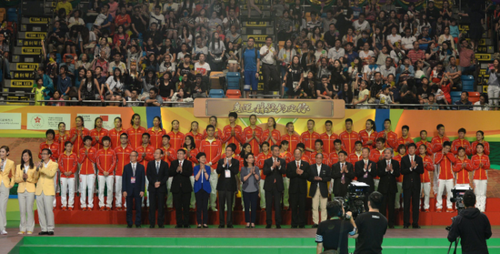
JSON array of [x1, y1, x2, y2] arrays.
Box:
[[9, 237, 500, 254]]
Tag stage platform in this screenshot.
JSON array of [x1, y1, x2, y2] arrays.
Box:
[[35, 196, 500, 226], [4, 227, 500, 254]]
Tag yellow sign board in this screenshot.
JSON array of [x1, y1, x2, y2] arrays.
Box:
[[19, 39, 43, 47], [249, 35, 268, 41], [25, 32, 46, 39], [475, 54, 492, 61], [483, 86, 488, 93], [11, 80, 34, 88], [29, 17, 51, 23], [21, 47, 43, 55], [245, 22, 268, 27], [15, 63, 38, 71]]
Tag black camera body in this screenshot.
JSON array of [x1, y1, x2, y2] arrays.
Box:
[[343, 182, 370, 218], [450, 187, 471, 214]]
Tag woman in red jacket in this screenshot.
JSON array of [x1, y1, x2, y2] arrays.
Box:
[[126, 113, 147, 149], [58, 141, 78, 211], [90, 117, 109, 151], [168, 120, 185, 151], [148, 116, 166, 150]]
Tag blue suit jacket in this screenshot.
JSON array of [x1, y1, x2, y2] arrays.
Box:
[[122, 163, 146, 196], [193, 165, 211, 194]]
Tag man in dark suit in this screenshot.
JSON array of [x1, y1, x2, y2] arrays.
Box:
[[169, 149, 194, 228], [355, 147, 377, 210], [122, 151, 145, 228], [377, 148, 401, 228], [401, 143, 424, 229], [216, 144, 239, 228], [263, 145, 287, 229], [309, 153, 331, 228], [286, 148, 310, 228], [331, 151, 355, 198], [146, 149, 169, 228]]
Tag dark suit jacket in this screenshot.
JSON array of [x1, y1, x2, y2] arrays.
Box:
[[216, 157, 239, 192], [263, 157, 287, 192], [354, 159, 377, 192], [308, 164, 332, 197], [169, 159, 193, 193], [286, 160, 310, 195], [331, 161, 355, 196], [377, 159, 401, 194], [401, 154, 424, 190], [146, 160, 169, 193], [122, 163, 146, 196]]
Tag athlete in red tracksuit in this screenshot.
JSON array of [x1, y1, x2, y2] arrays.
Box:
[[70, 116, 90, 154], [281, 122, 301, 153], [347, 141, 363, 164], [321, 120, 339, 154], [359, 119, 377, 148], [39, 130, 60, 162], [58, 141, 78, 210], [96, 136, 116, 210], [186, 121, 204, 149], [451, 128, 471, 155], [148, 124, 167, 150], [263, 126, 282, 148], [415, 130, 433, 156], [114, 133, 134, 210], [78, 136, 97, 210], [108, 117, 125, 149], [339, 119, 359, 154], [471, 143, 490, 212], [453, 148, 473, 187], [55, 122, 71, 156], [168, 120, 185, 151], [222, 113, 244, 154], [242, 122, 263, 156], [200, 126, 223, 211], [90, 122, 109, 151], [418, 145, 434, 211], [376, 119, 398, 149], [472, 130, 490, 155], [395, 125, 414, 154], [328, 140, 344, 166], [434, 141, 456, 212], [301, 120, 321, 156]]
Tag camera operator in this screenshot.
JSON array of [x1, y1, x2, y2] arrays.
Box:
[[315, 200, 357, 254], [354, 192, 388, 254], [447, 190, 492, 254]]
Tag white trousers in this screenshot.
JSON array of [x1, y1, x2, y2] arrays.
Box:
[[190, 176, 196, 209], [115, 176, 123, 208], [395, 182, 403, 209], [474, 180, 488, 212], [53, 173, 58, 207], [433, 164, 440, 195], [36, 192, 54, 232], [488, 85, 500, 106], [436, 179, 454, 209], [209, 169, 218, 210], [18, 192, 35, 232], [259, 179, 266, 209], [420, 182, 431, 210], [311, 190, 327, 225], [98, 175, 114, 208], [79, 174, 95, 209], [60, 177, 75, 208], [142, 177, 149, 207], [374, 179, 379, 191], [166, 177, 173, 208], [0, 184, 9, 231], [282, 176, 290, 207]]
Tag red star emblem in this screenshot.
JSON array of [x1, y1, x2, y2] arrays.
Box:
[[34, 117, 41, 123]]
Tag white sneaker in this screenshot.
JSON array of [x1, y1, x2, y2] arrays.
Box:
[[1, 230, 7, 235]]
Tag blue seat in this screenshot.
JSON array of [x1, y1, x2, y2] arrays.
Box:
[[226, 72, 241, 90], [209, 89, 225, 98]]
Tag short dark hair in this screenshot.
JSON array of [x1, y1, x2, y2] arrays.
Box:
[[46, 129, 55, 137], [206, 125, 215, 131], [83, 136, 93, 143], [196, 152, 206, 160], [408, 143, 416, 149], [420, 130, 427, 135], [162, 134, 171, 140], [339, 151, 348, 156], [334, 139, 342, 145], [397, 144, 406, 153], [327, 200, 343, 218], [325, 120, 333, 126], [345, 118, 353, 124], [296, 143, 305, 150], [368, 191, 383, 209], [384, 118, 391, 124], [315, 139, 323, 146], [355, 141, 362, 146], [177, 149, 186, 154], [228, 112, 238, 119], [227, 143, 236, 152], [437, 124, 444, 130], [463, 190, 476, 207], [402, 125, 409, 131], [443, 141, 452, 148], [64, 141, 72, 147], [142, 133, 150, 139], [458, 128, 466, 134], [102, 136, 111, 142], [271, 145, 279, 151]]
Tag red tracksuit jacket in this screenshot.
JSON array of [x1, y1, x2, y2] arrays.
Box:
[[39, 141, 59, 162], [420, 154, 434, 183], [199, 138, 222, 168], [108, 128, 125, 149], [281, 133, 301, 153], [148, 127, 167, 150], [263, 129, 282, 147], [451, 139, 471, 155], [222, 125, 244, 153], [137, 145, 155, 173], [58, 152, 78, 178], [359, 129, 377, 148], [453, 157, 472, 184], [471, 154, 490, 180], [70, 127, 90, 155], [471, 141, 490, 155], [161, 145, 177, 164], [301, 131, 321, 156], [55, 132, 71, 155], [242, 126, 263, 156], [186, 132, 204, 151], [78, 146, 97, 175], [416, 140, 433, 156], [168, 131, 185, 151], [431, 135, 450, 154], [328, 152, 339, 166], [256, 152, 272, 180], [347, 152, 363, 164], [434, 152, 456, 180], [96, 147, 116, 176], [320, 132, 339, 154], [340, 131, 359, 154], [376, 131, 398, 149], [126, 126, 147, 149], [90, 128, 109, 151], [114, 145, 134, 176]]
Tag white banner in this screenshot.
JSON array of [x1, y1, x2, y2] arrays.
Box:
[[27, 113, 72, 130], [0, 113, 22, 130], [77, 114, 122, 130]]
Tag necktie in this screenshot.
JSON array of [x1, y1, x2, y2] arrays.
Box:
[[341, 163, 345, 184], [132, 164, 136, 177], [364, 161, 368, 178], [156, 162, 159, 174], [296, 161, 299, 169]]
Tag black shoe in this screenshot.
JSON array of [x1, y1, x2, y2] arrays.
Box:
[[149, 225, 155, 228], [227, 225, 234, 228], [299, 225, 305, 229], [203, 225, 209, 228], [47, 232, 54, 235], [159, 225, 165, 228], [197, 225, 202, 228], [218, 225, 225, 228], [38, 231, 48, 235], [136, 225, 141, 228], [184, 225, 190, 228], [276, 225, 281, 229], [127, 225, 132, 228], [412, 225, 421, 229], [291, 225, 298, 228], [265, 224, 271, 229], [388, 225, 395, 229], [403, 225, 409, 229], [312, 224, 318, 228], [175, 225, 183, 228]]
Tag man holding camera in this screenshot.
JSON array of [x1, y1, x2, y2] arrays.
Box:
[[447, 190, 491, 254], [354, 192, 388, 254], [315, 200, 357, 254]]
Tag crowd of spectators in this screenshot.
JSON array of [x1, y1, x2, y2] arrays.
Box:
[[29, 0, 493, 110]]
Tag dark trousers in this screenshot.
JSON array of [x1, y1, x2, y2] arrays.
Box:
[[403, 187, 421, 226], [265, 189, 282, 225], [148, 189, 166, 227], [289, 192, 307, 227], [173, 192, 191, 226], [380, 191, 396, 227], [243, 191, 258, 223], [125, 192, 142, 226], [262, 63, 279, 93], [218, 190, 234, 226], [195, 189, 209, 225]]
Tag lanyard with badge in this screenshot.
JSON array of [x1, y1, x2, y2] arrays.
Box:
[[131, 164, 136, 184]]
